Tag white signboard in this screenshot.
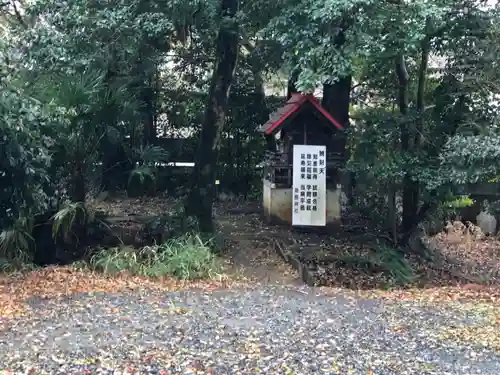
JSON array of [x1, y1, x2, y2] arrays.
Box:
[[292, 145, 326, 226]]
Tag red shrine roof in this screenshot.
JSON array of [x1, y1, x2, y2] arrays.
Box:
[[258, 93, 344, 135]]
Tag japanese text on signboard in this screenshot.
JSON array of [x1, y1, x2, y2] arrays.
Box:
[[292, 145, 326, 226]]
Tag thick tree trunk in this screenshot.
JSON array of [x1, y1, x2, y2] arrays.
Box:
[[142, 77, 156, 145], [322, 18, 352, 200], [137, 67, 156, 145], [322, 76, 351, 162], [396, 53, 419, 237], [185, 0, 239, 233], [101, 140, 132, 192], [322, 77, 351, 127], [416, 36, 430, 147], [401, 32, 431, 245], [287, 69, 300, 99], [141, 61, 158, 145], [69, 157, 86, 203]]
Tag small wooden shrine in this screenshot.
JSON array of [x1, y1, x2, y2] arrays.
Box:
[[258, 93, 345, 227]]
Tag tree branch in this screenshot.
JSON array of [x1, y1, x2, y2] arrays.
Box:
[[11, 0, 26, 28]]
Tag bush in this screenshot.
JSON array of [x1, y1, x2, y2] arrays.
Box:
[[0, 83, 54, 229], [90, 234, 222, 280], [0, 217, 34, 263]]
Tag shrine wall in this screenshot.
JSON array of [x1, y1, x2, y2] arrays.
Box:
[[262, 179, 341, 226]]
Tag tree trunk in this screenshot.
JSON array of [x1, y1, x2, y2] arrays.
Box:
[[142, 76, 156, 145], [253, 73, 276, 152], [241, 38, 275, 152], [100, 60, 133, 192], [401, 29, 432, 245], [416, 35, 430, 147], [322, 77, 351, 126], [322, 17, 352, 202], [321, 18, 351, 131], [322, 76, 351, 157], [69, 156, 86, 203], [287, 69, 300, 99], [141, 61, 158, 145], [387, 104, 399, 243], [185, 0, 239, 233], [395, 53, 419, 237]]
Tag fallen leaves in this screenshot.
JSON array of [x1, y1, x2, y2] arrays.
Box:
[[424, 302, 500, 352], [217, 214, 299, 285], [0, 267, 165, 322], [216, 201, 500, 312], [439, 324, 500, 352], [87, 195, 180, 218], [355, 284, 500, 305], [0, 265, 241, 328]]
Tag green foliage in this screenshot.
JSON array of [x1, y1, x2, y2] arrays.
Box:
[[0, 218, 34, 262], [442, 195, 474, 210], [52, 202, 89, 242], [370, 246, 416, 286], [1, 0, 500, 270], [127, 145, 169, 194], [437, 134, 500, 187], [90, 234, 222, 280], [259, 0, 450, 91], [335, 246, 415, 286], [0, 258, 37, 273], [347, 108, 405, 182], [0, 80, 53, 228]]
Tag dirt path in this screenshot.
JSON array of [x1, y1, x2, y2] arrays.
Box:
[[217, 211, 300, 285]]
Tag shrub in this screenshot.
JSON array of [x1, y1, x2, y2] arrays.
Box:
[[90, 234, 222, 280], [0, 83, 53, 230], [0, 217, 34, 263]]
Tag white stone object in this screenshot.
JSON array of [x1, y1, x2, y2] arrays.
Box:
[[476, 211, 497, 235]]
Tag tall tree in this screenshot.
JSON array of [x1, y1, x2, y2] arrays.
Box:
[[185, 0, 240, 232]]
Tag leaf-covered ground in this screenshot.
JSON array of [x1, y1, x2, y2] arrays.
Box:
[[2, 196, 499, 373], [0, 267, 235, 324], [0, 268, 499, 374]]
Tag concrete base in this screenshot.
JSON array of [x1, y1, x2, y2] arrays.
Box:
[[262, 179, 341, 227]]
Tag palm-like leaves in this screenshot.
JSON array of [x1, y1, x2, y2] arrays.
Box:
[[128, 145, 170, 189]]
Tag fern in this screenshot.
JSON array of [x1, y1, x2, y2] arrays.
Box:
[[127, 145, 169, 193], [52, 202, 89, 242], [0, 217, 34, 262], [136, 145, 169, 166], [128, 166, 155, 185]]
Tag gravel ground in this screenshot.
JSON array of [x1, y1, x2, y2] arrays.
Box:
[[1, 285, 499, 375]]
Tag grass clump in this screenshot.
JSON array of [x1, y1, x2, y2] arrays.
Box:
[[0, 257, 37, 273], [90, 234, 223, 280], [332, 245, 415, 287], [370, 245, 416, 285]]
